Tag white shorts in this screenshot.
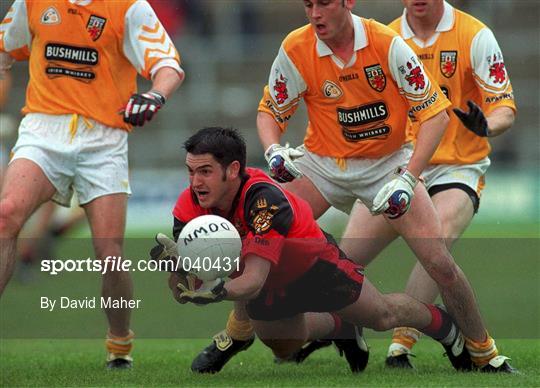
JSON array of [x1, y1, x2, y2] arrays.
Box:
[[294, 143, 413, 214], [421, 158, 490, 213], [421, 158, 490, 194], [10, 113, 131, 207]]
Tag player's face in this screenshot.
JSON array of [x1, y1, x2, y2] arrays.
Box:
[[186, 153, 237, 211], [402, 0, 443, 19], [303, 0, 355, 43]]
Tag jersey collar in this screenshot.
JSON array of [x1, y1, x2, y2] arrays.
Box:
[[401, 0, 455, 40], [69, 0, 93, 6], [316, 14, 368, 57]]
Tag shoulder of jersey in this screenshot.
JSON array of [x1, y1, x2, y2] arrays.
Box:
[[454, 8, 487, 36], [364, 18, 399, 40], [387, 16, 402, 33], [282, 24, 316, 53]]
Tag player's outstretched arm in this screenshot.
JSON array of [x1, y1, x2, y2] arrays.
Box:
[[177, 255, 270, 305], [222, 255, 271, 301], [485, 106, 514, 137], [454, 102, 514, 138]]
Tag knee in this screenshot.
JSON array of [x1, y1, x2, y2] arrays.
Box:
[[93, 238, 124, 260], [370, 304, 398, 332], [0, 198, 24, 238], [262, 338, 304, 360]]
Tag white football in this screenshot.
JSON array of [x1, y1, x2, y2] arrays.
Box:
[[177, 215, 242, 281]]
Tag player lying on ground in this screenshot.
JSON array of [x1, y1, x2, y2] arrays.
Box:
[[151, 126, 472, 373]]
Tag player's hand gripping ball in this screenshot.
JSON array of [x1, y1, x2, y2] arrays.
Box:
[[177, 215, 242, 281]]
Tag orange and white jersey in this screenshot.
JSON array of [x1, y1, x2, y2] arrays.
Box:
[[389, 1, 516, 164], [0, 0, 182, 130], [258, 15, 450, 159]]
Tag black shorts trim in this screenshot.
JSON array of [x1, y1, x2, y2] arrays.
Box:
[[428, 183, 480, 214]]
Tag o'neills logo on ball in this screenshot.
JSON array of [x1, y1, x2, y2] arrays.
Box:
[[181, 222, 232, 245]]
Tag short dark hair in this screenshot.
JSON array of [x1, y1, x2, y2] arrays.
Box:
[[184, 127, 247, 176]]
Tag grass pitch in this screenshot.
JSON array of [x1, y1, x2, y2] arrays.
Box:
[[0, 222, 538, 386], [1, 338, 539, 387]]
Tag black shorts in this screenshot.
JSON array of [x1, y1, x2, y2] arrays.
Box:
[[428, 183, 480, 213], [246, 258, 364, 321]]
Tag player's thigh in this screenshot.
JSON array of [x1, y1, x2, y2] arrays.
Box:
[[387, 186, 457, 279], [431, 189, 474, 246], [387, 183, 444, 239], [0, 159, 56, 228], [341, 200, 399, 265], [83, 194, 127, 256], [336, 277, 394, 331], [283, 176, 330, 219]]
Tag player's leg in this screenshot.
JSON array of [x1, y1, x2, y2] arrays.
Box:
[[340, 200, 399, 266], [253, 311, 368, 373], [336, 277, 472, 371], [0, 159, 56, 295], [252, 312, 333, 360], [386, 184, 508, 370], [17, 201, 57, 266], [283, 175, 331, 219], [83, 193, 134, 369], [386, 188, 474, 368], [390, 187, 514, 372], [191, 301, 255, 374]]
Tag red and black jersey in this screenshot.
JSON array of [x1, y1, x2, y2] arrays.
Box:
[[172, 167, 345, 289]]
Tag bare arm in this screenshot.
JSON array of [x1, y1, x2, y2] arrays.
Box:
[[486, 106, 515, 137], [224, 255, 271, 301], [149, 66, 185, 100], [257, 111, 283, 152], [406, 110, 449, 178]]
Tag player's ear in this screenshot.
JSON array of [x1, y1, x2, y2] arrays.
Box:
[[227, 161, 241, 179]]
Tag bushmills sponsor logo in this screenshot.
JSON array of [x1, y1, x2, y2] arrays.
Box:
[[45, 43, 98, 65], [337, 102, 388, 127]]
